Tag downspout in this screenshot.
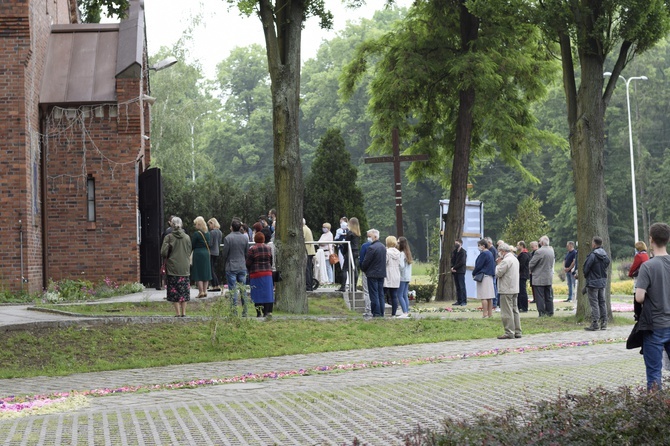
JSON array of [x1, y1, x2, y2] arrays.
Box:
[[40, 108, 49, 290], [18, 217, 24, 291]]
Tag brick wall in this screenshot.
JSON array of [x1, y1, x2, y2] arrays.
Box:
[[0, 0, 65, 292], [44, 96, 143, 284], [0, 0, 149, 291]]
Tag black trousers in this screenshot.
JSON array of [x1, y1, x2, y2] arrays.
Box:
[[306, 255, 314, 291], [518, 278, 528, 311], [534, 285, 554, 316], [454, 273, 467, 304], [210, 255, 219, 288]]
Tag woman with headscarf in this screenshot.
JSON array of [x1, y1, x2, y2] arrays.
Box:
[[161, 217, 192, 317]]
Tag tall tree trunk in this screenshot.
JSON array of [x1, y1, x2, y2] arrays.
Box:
[[567, 52, 612, 322], [436, 2, 479, 301], [259, 0, 307, 313]]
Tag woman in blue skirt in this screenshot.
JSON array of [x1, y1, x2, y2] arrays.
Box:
[[246, 231, 274, 317]]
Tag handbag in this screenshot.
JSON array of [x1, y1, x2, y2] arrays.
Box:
[[272, 270, 283, 282], [473, 272, 485, 282], [329, 252, 339, 265], [626, 321, 645, 350]]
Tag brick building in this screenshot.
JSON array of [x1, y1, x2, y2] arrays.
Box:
[[0, 0, 162, 293]]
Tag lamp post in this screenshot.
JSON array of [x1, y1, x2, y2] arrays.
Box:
[[425, 214, 430, 262], [604, 72, 647, 243], [190, 108, 223, 182], [190, 111, 212, 182]]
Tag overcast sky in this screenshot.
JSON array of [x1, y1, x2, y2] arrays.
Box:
[[142, 0, 410, 78]]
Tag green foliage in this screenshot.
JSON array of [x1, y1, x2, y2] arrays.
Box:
[[43, 278, 144, 303], [210, 45, 274, 186], [78, 0, 128, 23], [341, 0, 562, 184], [501, 195, 550, 245], [401, 385, 670, 446], [208, 286, 253, 347], [0, 314, 601, 378], [304, 129, 367, 231], [46, 279, 96, 301], [410, 284, 435, 303], [0, 288, 38, 304], [162, 172, 276, 236]]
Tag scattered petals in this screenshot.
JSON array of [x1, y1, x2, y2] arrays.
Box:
[[1, 337, 627, 414]]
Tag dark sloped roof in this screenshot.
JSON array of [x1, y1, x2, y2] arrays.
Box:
[[40, 24, 119, 105], [40, 0, 146, 105]]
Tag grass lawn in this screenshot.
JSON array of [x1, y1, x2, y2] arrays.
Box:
[[2, 294, 633, 380]]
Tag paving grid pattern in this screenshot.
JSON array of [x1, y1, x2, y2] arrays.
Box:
[[0, 326, 650, 446]]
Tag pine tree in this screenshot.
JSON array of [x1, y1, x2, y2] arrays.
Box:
[[304, 129, 367, 232], [502, 195, 550, 246]]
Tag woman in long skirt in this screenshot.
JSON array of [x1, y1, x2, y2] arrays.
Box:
[[161, 217, 192, 317], [246, 232, 274, 317], [473, 239, 496, 318]]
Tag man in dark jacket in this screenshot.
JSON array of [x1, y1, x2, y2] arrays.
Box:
[[451, 239, 467, 306], [583, 236, 611, 331], [360, 229, 387, 317], [516, 241, 530, 312]]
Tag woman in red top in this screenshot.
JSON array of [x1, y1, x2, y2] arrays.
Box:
[[246, 232, 274, 318], [628, 241, 650, 281]]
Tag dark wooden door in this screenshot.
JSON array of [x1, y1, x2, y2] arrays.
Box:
[[139, 167, 163, 289]]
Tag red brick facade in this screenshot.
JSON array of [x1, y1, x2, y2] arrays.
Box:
[[0, 0, 151, 292]]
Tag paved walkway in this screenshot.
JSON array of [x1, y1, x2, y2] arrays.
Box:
[[0, 293, 647, 445]]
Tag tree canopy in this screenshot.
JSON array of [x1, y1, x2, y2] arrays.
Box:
[[78, 0, 128, 23], [341, 0, 562, 300], [536, 0, 670, 320]]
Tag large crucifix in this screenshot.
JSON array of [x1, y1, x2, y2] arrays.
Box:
[[364, 128, 429, 237]]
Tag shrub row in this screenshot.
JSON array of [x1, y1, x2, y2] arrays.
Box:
[[396, 384, 670, 446]]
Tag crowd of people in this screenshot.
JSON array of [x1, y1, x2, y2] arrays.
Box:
[[463, 234, 613, 340], [160, 210, 277, 318], [161, 211, 670, 391], [304, 216, 414, 318]]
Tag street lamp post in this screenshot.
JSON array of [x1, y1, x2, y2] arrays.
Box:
[[190, 110, 216, 182], [425, 214, 430, 262], [604, 72, 647, 244]]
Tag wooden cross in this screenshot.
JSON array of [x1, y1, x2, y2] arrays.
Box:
[[364, 128, 429, 237]]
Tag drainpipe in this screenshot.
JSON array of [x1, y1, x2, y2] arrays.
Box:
[[19, 217, 24, 291], [41, 109, 49, 290]]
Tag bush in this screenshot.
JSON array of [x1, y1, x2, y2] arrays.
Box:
[[43, 278, 145, 302], [612, 280, 633, 295], [400, 384, 670, 446], [47, 278, 96, 301], [411, 284, 435, 303]]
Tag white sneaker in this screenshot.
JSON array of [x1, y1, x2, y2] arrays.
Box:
[[495, 308, 501, 312], [397, 313, 409, 319]]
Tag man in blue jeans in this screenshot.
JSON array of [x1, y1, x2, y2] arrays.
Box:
[[583, 236, 610, 331], [635, 222, 670, 390], [221, 218, 249, 316], [360, 229, 387, 317], [563, 241, 577, 302]]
